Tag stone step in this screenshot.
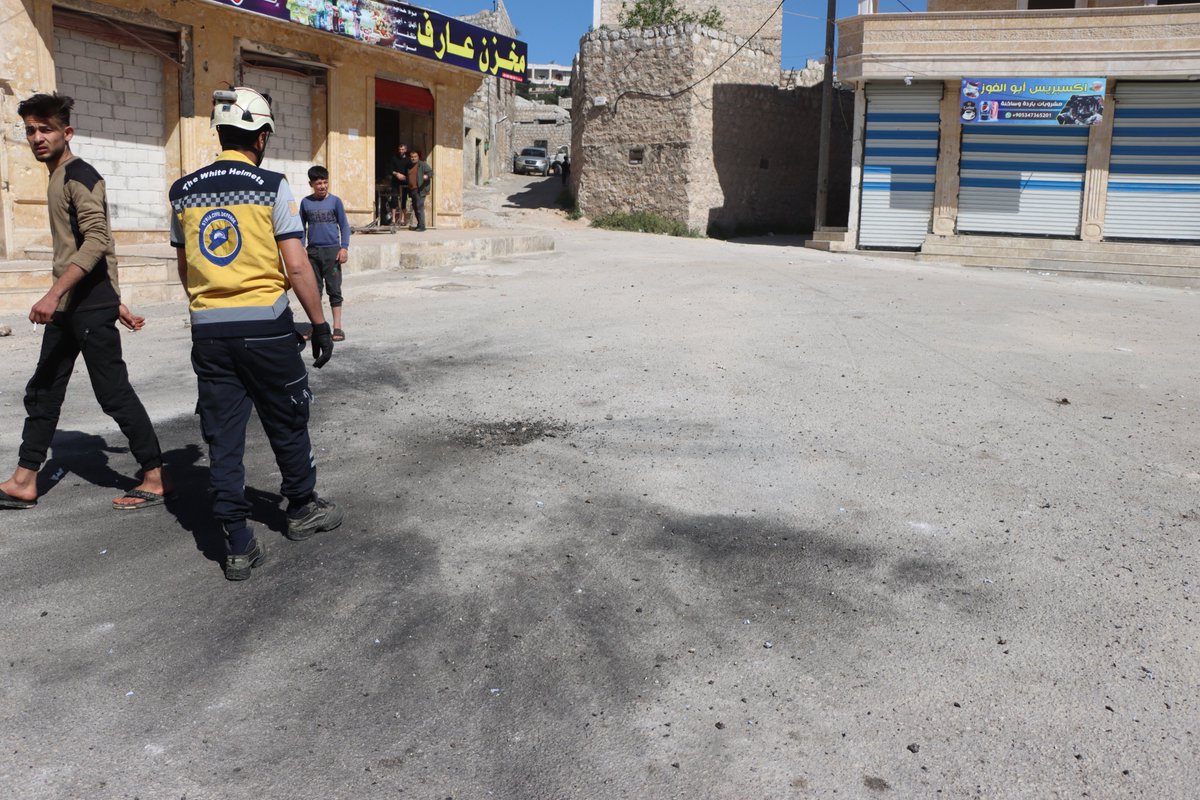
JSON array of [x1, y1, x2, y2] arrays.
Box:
[[918, 234, 1200, 285], [0, 231, 555, 313], [810, 227, 848, 242], [0, 259, 174, 291], [349, 232, 556, 272], [925, 234, 1200, 258], [919, 253, 1200, 287], [920, 242, 1200, 270]]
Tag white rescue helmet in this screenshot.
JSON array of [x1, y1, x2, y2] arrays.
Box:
[[211, 87, 274, 132]]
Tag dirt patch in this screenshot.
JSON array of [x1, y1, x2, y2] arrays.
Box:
[[454, 419, 572, 448]]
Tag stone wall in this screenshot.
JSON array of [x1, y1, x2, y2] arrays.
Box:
[[511, 98, 572, 165], [460, 1, 518, 185], [573, 23, 851, 235], [593, 0, 783, 51], [709, 84, 854, 235]]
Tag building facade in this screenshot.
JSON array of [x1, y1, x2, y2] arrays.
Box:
[[0, 0, 524, 259], [837, 0, 1200, 276], [528, 63, 571, 90], [512, 96, 571, 165], [591, 0, 783, 48], [572, 22, 851, 236], [459, 0, 519, 187]]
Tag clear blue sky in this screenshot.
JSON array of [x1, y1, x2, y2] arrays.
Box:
[[428, 0, 925, 71]]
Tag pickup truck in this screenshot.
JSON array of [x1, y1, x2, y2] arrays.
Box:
[[513, 147, 550, 176]]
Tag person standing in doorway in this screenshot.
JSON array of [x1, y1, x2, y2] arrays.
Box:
[[0, 92, 167, 513], [301, 165, 350, 342], [389, 143, 409, 227], [169, 87, 343, 580], [407, 149, 433, 232]]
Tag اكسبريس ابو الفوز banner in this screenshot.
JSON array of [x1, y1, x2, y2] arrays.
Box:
[[210, 0, 528, 82], [960, 78, 1105, 126]]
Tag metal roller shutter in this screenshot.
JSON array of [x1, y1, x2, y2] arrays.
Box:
[[858, 84, 942, 250], [1104, 82, 1200, 241], [957, 126, 1088, 237]]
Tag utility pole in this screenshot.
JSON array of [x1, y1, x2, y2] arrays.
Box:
[[814, 0, 837, 231]]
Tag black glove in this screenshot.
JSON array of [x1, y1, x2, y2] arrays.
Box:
[[310, 321, 333, 368]]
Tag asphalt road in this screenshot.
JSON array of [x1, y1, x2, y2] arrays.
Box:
[[1, 181, 1198, 798]]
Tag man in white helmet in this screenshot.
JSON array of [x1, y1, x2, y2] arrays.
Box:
[[168, 86, 343, 580]]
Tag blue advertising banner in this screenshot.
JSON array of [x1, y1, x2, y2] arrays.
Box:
[[960, 78, 1106, 126], [210, 0, 528, 82]]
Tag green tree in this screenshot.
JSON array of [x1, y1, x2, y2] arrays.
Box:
[[618, 0, 724, 29]]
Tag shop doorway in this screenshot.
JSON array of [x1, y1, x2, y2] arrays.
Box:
[[375, 78, 433, 223]]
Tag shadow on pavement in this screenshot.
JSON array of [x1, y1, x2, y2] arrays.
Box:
[[37, 430, 138, 499], [160, 441, 286, 566], [503, 175, 566, 210], [724, 234, 813, 247]]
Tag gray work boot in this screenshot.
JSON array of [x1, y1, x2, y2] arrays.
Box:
[[286, 495, 344, 541], [224, 538, 266, 581]]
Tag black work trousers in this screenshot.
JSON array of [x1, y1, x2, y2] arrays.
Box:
[[18, 305, 162, 472], [191, 332, 316, 527]]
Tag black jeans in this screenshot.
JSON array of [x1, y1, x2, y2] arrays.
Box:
[[191, 332, 316, 527], [18, 305, 162, 472]]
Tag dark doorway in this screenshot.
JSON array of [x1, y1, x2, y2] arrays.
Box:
[[374, 78, 434, 222]]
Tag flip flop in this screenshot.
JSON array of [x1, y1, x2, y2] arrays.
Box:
[[0, 489, 37, 510], [112, 488, 167, 511], [332, 329, 345, 342]]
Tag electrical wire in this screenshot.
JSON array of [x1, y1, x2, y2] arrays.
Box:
[[609, 0, 788, 111]]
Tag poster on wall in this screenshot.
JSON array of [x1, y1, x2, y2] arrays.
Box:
[[210, 0, 528, 82], [959, 78, 1106, 126]]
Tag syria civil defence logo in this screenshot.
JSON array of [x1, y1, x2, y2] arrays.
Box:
[[198, 209, 242, 267]]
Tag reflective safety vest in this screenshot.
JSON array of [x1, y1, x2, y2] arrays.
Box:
[[169, 150, 303, 339]]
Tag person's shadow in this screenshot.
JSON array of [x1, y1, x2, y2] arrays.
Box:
[[40, 431, 287, 568], [159, 442, 288, 565], [37, 430, 135, 497]]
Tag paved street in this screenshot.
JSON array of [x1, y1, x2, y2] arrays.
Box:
[[1, 175, 1198, 798]]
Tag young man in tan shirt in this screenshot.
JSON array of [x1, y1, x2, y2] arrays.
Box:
[[0, 93, 167, 512]]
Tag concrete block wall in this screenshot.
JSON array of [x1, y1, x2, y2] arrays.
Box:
[[243, 66, 314, 195], [53, 28, 167, 230]]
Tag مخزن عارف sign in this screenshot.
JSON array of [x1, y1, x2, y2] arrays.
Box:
[[959, 78, 1106, 126], [211, 0, 528, 83]]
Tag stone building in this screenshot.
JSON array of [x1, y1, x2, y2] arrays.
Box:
[[572, 23, 852, 236], [835, 0, 1200, 283], [0, 0, 525, 259], [591, 0, 783, 49], [460, 0, 519, 186], [512, 97, 572, 164]]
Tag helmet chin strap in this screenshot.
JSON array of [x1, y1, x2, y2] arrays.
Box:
[[249, 132, 270, 166]]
